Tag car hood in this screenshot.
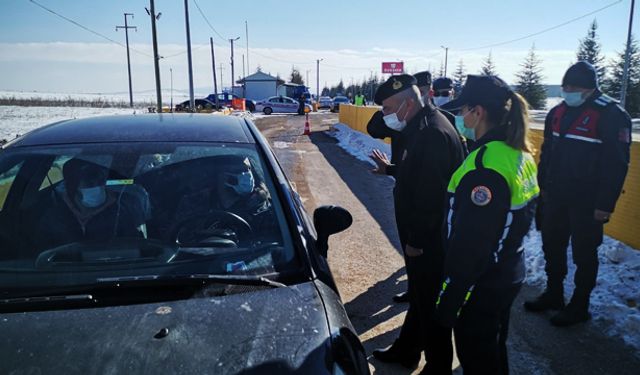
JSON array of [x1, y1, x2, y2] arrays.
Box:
[[0, 281, 334, 374]]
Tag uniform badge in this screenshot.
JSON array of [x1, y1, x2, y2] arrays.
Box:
[[392, 80, 403, 90], [471, 185, 492, 206]]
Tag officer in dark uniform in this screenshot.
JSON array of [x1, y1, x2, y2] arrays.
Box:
[[434, 75, 540, 374], [415, 70, 433, 102], [524, 61, 632, 326], [432, 77, 454, 108], [370, 74, 465, 373]]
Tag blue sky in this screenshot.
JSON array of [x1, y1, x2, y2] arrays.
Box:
[[0, 0, 638, 94]]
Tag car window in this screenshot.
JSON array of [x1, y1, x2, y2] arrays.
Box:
[[284, 98, 294, 104], [268, 97, 278, 103], [0, 143, 298, 295], [0, 161, 23, 211]]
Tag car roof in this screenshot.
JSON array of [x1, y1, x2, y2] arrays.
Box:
[[6, 114, 254, 147]]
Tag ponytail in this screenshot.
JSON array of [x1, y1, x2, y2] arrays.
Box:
[[504, 92, 533, 153]]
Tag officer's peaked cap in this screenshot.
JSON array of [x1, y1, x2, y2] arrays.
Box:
[[374, 74, 417, 105], [445, 75, 513, 110], [413, 71, 432, 88]]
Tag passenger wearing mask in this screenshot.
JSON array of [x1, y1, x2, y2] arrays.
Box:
[[36, 158, 147, 250], [370, 74, 465, 373], [524, 61, 631, 326], [434, 75, 539, 374]]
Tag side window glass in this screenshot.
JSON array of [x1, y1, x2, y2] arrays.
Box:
[[0, 162, 24, 211], [39, 156, 71, 191]]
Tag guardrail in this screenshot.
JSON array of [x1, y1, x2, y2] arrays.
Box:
[[339, 104, 640, 249]]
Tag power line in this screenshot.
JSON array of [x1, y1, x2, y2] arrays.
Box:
[[455, 0, 623, 51], [29, 0, 153, 58], [192, 0, 227, 40]]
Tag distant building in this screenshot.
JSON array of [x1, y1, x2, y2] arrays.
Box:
[[236, 72, 280, 101]]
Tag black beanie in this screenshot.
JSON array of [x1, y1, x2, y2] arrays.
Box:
[[562, 61, 598, 89]]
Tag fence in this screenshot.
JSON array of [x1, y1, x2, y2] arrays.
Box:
[[339, 104, 640, 249]]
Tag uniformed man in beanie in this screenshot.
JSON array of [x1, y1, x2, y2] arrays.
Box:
[[432, 77, 454, 108], [524, 61, 632, 326], [370, 74, 465, 373], [414, 71, 433, 103]]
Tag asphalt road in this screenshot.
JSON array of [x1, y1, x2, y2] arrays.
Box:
[[252, 111, 640, 375]]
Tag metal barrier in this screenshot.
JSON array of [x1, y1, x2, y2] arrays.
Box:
[[339, 104, 640, 249]]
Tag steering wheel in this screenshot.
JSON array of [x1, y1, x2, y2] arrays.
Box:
[[171, 210, 252, 247]]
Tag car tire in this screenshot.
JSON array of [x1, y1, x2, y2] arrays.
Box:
[[263, 107, 273, 115]]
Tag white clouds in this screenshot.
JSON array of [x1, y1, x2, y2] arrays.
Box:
[[0, 41, 617, 93]]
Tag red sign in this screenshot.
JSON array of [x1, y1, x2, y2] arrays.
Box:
[[382, 62, 404, 74]]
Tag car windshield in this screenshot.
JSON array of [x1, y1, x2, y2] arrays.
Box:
[[0, 142, 298, 297]]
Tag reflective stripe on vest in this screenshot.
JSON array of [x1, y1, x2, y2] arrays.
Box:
[[447, 141, 540, 210], [551, 94, 615, 144]]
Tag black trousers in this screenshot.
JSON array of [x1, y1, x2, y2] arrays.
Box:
[[454, 283, 522, 375], [541, 196, 603, 294]]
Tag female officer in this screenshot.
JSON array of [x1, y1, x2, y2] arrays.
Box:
[[433, 75, 539, 375]]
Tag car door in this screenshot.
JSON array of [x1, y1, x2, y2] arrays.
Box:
[[281, 98, 298, 113]]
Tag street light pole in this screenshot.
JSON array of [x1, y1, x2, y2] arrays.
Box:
[[441, 45, 449, 77], [147, 0, 162, 112], [316, 58, 323, 101], [210, 37, 219, 109], [229, 37, 240, 92], [116, 13, 136, 108], [620, 0, 635, 108], [170, 67, 173, 111], [183, 0, 195, 111]]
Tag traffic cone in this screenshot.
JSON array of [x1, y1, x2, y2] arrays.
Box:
[[303, 113, 311, 135]]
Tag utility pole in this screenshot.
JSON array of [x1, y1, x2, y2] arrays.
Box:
[[242, 54, 246, 97], [170, 67, 173, 111], [316, 58, 323, 102], [183, 0, 195, 111], [229, 37, 240, 92], [146, 0, 162, 112], [210, 37, 219, 108], [219, 63, 225, 91], [621, 0, 636, 108], [245, 20, 250, 75], [441, 45, 449, 77], [116, 13, 136, 108], [306, 70, 310, 87]]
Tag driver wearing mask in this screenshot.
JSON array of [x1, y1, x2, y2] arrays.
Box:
[[35, 158, 147, 251]]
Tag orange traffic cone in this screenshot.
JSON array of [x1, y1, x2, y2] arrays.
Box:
[[303, 113, 311, 135]]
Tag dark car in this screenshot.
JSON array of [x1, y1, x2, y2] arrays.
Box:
[[174, 98, 217, 112], [0, 114, 369, 374], [206, 93, 257, 112], [331, 96, 350, 113]]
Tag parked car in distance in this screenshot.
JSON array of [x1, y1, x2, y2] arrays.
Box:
[[0, 114, 369, 375], [206, 93, 256, 112], [318, 96, 333, 109], [255, 96, 312, 115], [331, 96, 350, 113], [174, 98, 217, 112]]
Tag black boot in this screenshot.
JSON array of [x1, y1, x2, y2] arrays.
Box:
[[550, 291, 591, 327], [524, 287, 564, 312], [372, 344, 420, 369]]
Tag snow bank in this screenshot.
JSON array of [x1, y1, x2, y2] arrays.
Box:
[[328, 123, 640, 351], [0, 106, 136, 140]]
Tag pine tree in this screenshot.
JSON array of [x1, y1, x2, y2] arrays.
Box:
[[515, 45, 547, 110], [290, 66, 304, 85], [480, 51, 498, 76], [453, 59, 466, 98], [603, 35, 640, 117], [576, 19, 606, 82]]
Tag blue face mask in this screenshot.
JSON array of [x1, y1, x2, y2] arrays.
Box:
[[454, 110, 476, 141], [561, 90, 586, 107], [78, 186, 106, 208], [225, 171, 255, 195]]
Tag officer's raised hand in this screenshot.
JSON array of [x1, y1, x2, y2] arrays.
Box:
[[370, 149, 391, 174]]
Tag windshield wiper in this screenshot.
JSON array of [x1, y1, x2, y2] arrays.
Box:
[[0, 293, 96, 311], [96, 273, 287, 289]]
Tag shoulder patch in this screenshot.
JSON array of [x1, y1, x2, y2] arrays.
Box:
[[594, 94, 618, 107], [471, 185, 492, 206]]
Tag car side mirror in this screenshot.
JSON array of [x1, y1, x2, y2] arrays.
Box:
[[313, 205, 352, 257]]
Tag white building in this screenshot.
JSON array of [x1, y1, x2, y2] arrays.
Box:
[[236, 72, 280, 101]]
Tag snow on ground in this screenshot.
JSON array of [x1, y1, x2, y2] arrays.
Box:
[[327, 123, 640, 351], [0, 89, 193, 105], [0, 105, 137, 140]]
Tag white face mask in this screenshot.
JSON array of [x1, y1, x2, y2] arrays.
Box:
[[79, 186, 106, 208], [433, 96, 451, 107], [225, 171, 255, 195], [383, 101, 408, 131], [561, 90, 586, 107]]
